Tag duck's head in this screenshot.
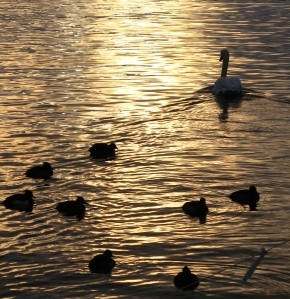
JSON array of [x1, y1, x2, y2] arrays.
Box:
[[43, 162, 53, 170], [103, 249, 114, 258], [24, 190, 35, 198], [182, 266, 191, 274], [249, 186, 258, 193], [109, 142, 117, 149], [200, 197, 206, 205], [76, 196, 88, 205]]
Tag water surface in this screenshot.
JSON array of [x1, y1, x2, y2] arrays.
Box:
[[0, 1, 290, 298]]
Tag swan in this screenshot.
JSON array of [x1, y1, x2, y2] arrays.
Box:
[[212, 49, 243, 96]]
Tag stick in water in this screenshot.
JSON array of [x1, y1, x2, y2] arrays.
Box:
[[243, 247, 267, 282]]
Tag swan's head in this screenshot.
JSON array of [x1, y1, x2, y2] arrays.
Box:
[[219, 49, 229, 62]]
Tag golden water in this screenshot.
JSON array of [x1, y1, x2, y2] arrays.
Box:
[[0, 1, 290, 298]]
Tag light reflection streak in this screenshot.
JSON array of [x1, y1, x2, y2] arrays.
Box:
[[0, 1, 290, 298]]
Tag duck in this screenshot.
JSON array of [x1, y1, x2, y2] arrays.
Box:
[[56, 196, 88, 220], [229, 186, 260, 210], [3, 189, 35, 212], [212, 49, 243, 97], [182, 198, 209, 218], [173, 266, 199, 291], [88, 249, 116, 274], [25, 162, 53, 180], [88, 142, 117, 159]]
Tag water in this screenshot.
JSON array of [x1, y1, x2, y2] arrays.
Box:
[[0, 1, 290, 298]]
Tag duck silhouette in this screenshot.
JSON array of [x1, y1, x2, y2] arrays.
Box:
[[25, 162, 53, 180], [229, 186, 260, 210], [182, 198, 209, 222], [88, 142, 117, 159], [56, 196, 88, 220], [3, 190, 35, 212], [173, 266, 199, 291], [88, 249, 116, 274]]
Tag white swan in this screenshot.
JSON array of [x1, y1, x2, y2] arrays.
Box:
[[212, 49, 243, 96]]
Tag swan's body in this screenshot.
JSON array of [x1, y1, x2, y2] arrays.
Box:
[[212, 49, 243, 96]]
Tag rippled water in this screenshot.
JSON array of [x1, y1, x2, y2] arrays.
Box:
[[0, 1, 290, 298]]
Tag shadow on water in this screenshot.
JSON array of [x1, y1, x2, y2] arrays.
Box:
[[213, 87, 264, 122], [163, 86, 264, 119], [214, 95, 243, 122], [182, 211, 208, 224]]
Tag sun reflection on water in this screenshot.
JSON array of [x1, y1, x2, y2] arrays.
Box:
[[0, 0, 290, 298]]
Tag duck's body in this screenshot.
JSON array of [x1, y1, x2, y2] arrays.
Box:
[[229, 186, 259, 210], [212, 49, 243, 96], [88, 249, 116, 274], [3, 190, 35, 212], [182, 198, 209, 217], [25, 162, 53, 180], [173, 266, 199, 291], [56, 196, 88, 220], [89, 142, 117, 159]]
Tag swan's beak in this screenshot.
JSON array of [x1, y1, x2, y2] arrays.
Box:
[[219, 55, 223, 62]]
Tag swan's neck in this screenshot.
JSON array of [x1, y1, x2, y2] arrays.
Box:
[[221, 55, 229, 77]]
